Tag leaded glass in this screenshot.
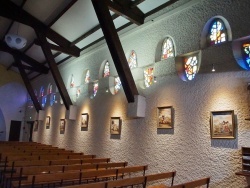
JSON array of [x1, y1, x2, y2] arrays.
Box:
[[161, 38, 174, 60], [114, 77, 122, 94], [85, 70, 90, 83], [144, 68, 154, 88], [93, 83, 98, 97], [184, 56, 198, 80], [42, 96, 47, 108], [103, 61, 110, 77], [40, 87, 44, 97], [50, 94, 56, 106], [243, 43, 250, 67], [208, 19, 227, 46], [70, 74, 74, 88], [76, 88, 81, 98], [128, 50, 137, 69], [48, 84, 52, 94]]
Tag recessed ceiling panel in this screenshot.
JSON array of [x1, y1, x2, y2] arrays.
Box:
[[51, 0, 100, 42], [75, 29, 104, 49], [113, 17, 130, 29], [138, 0, 170, 13]]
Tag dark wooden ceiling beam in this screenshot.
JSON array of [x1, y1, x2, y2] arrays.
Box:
[[13, 56, 42, 112], [0, 0, 80, 52], [92, 0, 138, 103], [35, 30, 72, 110], [106, 0, 144, 25], [0, 41, 49, 74], [34, 39, 80, 57], [12, 63, 43, 72]]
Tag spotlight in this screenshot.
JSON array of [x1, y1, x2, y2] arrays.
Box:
[[212, 64, 215, 72]]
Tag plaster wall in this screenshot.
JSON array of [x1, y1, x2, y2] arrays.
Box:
[[29, 0, 250, 187]]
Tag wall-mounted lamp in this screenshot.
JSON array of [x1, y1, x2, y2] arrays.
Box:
[[106, 88, 109, 93], [212, 64, 215, 72], [154, 76, 157, 83]]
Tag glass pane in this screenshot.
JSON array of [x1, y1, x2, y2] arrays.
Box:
[[128, 50, 137, 69], [161, 38, 174, 60], [103, 62, 110, 77], [114, 77, 122, 94], [144, 68, 154, 87], [184, 56, 198, 80], [85, 70, 90, 83], [208, 19, 227, 46]]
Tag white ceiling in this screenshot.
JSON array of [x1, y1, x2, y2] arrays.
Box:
[[0, 0, 180, 79]]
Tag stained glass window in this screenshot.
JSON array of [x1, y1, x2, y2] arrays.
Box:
[[40, 87, 44, 97], [42, 96, 47, 108], [184, 56, 198, 81], [93, 83, 98, 97], [76, 88, 81, 98], [114, 77, 122, 94], [128, 50, 137, 69], [50, 94, 56, 106], [85, 70, 90, 84], [27, 95, 33, 109], [208, 19, 227, 46], [47, 84, 52, 94], [161, 38, 174, 60], [103, 61, 110, 77], [144, 68, 154, 88], [70, 74, 74, 88], [243, 43, 250, 67]]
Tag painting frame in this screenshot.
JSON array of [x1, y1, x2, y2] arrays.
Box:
[[110, 117, 121, 135], [81, 113, 89, 129], [210, 110, 235, 139], [45, 116, 50, 129], [157, 106, 173, 129], [60, 119, 66, 133]]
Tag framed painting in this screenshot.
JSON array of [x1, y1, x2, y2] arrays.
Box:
[[60, 119, 66, 132], [46, 116, 50, 129], [157, 106, 173, 129], [210, 110, 235, 139], [33, 120, 38, 132], [110, 117, 121, 135], [81, 113, 89, 128]]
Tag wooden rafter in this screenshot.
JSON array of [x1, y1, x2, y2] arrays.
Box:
[[0, 0, 80, 52], [106, 0, 144, 25], [92, 0, 138, 103], [35, 30, 72, 110], [14, 56, 42, 112], [0, 42, 49, 74]]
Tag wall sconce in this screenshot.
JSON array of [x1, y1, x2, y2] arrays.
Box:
[[212, 64, 215, 72], [106, 88, 109, 93]]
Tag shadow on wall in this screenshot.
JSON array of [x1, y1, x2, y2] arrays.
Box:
[[0, 109, 6, 141], [0, 82, 27, 141]]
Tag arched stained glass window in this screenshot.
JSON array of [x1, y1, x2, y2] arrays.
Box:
[[50, 93, 56, 106], [42, 96, 47, 108], [128, 50, 137, 69], [85, 70, 90, 84], [40, 87, 44, 97], [47, 84, 52, 94], [243, 43, 250, 68], [208, 19, 227, 46], [93, 83, 98, 97], [184, 56, 198, 81], [144, 68, 154, 88], [70, 74, 74, 88], [114, 77, 122, 94], [76, 88, 81, 98], [103, 61, 110, 77], [161, 38, 174, 60]]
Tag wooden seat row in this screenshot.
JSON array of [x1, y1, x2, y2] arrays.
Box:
[[11, 165, 148, 188]]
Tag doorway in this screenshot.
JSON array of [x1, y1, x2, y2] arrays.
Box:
[[9, 120, 21, 141]]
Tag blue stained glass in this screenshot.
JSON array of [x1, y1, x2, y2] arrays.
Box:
[[128, 50, 137, 69], [114, 77, 122, 94], [50, 93, 56, 106], [208, 19, 227, 46], [184, 56, 198, 80], [103, 62, 110, 77], [161, 38, 174, 60], [93, 83, 98, 97]]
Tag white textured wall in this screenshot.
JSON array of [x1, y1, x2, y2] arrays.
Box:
[[29, 0, 250, 187]]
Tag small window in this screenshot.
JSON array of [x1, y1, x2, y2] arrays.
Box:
[[161, 38, 174, 60], [42, 96, 47, 108], [70, 74, 74, 88], [114, 77, 122, 94], [103, 61, 110, 77], [144, 68, 154, 88], [47, 84, 52, 94], [93, 83, 98, 97], [85, 70, 90, 84], [184, 56, 198, 81], [208, 19, 227, 46], [39, 87, 44, 97], [128, 50, 137, 69], [50, 93, 56, 106], [242, 43, 250, 67]]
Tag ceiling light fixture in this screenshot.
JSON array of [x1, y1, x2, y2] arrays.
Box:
[[5, 22, 27, 50]]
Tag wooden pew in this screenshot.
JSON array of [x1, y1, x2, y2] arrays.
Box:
[[170, 177, 210, 188], [11, 165, 147, 188], [6, 162, 128, 187], [59, 171, 176, 188]]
